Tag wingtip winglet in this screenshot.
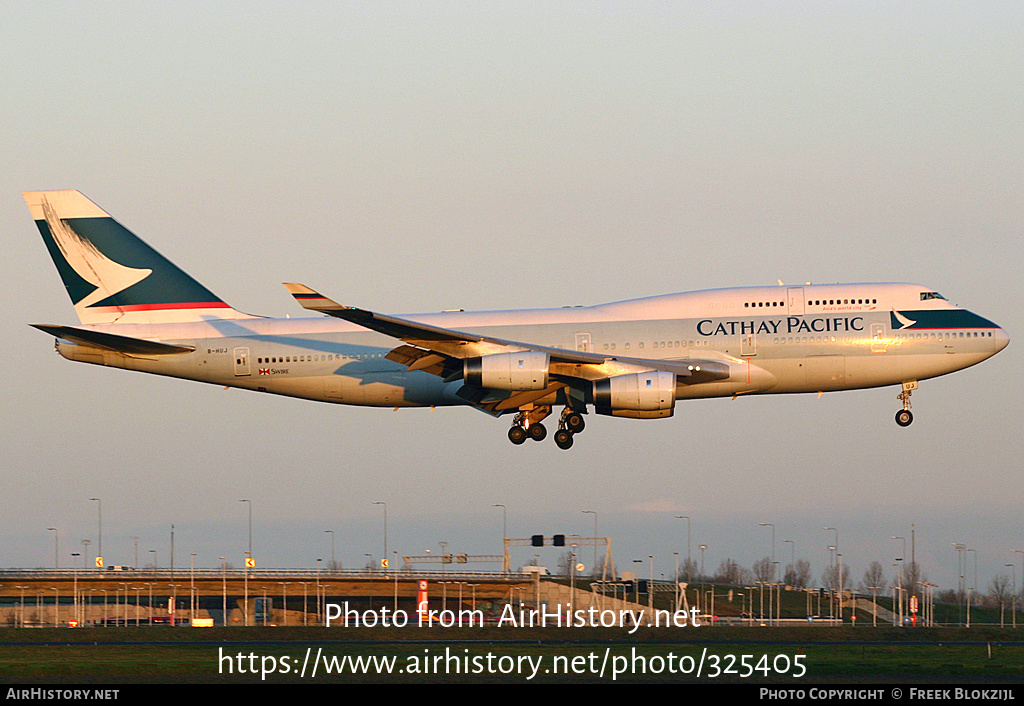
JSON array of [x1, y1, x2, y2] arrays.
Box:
[[282, 282, 317, 296], [282, 282, 349, 313]]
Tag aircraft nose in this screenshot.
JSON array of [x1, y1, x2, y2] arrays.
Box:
[[994, 326, 1010, 353]]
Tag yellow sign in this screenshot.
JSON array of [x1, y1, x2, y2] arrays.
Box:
[[95, 556, 104, 568], [381, 558, 389, 568], [245, 557, 255, 568]]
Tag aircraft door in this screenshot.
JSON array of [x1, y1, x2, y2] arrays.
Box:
[[741, 333, 757, 357], [234, 347, 251, 376], [787, 288, 805, 315], [870, 323, 887, 352], [575, 333, 592, 353]]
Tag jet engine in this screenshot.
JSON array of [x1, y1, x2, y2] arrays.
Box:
[[464, 351, 550, 390], [593, 371, 677, 418]]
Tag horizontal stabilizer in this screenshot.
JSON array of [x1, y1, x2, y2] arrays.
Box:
[[31, 325, 195, 355]]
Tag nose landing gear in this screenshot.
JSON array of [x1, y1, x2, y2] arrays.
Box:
[[895, 409, 913, 427], [895, 381, 917, 427]]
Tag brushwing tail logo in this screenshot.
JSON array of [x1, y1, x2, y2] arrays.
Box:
[[40, 196, 152, 310], [891, 311, 917, 330]]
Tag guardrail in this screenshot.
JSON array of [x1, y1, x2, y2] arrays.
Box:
[[0, 568, 528, 580]]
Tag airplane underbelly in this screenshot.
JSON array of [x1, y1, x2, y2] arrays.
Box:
[[322, 371, 455, 407]]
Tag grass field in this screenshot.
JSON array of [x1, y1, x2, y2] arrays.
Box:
[[1, 626, 1022, 684]]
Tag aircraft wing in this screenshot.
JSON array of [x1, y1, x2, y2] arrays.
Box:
[[285, 283, 609, 364], [283, 283, 732, 386]]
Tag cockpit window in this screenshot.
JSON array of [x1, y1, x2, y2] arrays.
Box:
[[920, 292, 946, 301]]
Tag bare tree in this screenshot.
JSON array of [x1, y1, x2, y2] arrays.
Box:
[[753, 556, 774, 583], [712, 558, 741, 584], [861, 561, 886, 593], [556, 550, 574, 577], [676, 557, 698, 584], [989, 574, 1012, 625], [821, 563, 850, 591], [785, 560, 812, 588]]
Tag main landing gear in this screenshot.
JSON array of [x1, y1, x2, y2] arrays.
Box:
[[508, 407, 550, 446], [895, 381, 918, 427], [553, 408, 585, 449], [508, 406, 585, 450], [508, 419, 547, 444]]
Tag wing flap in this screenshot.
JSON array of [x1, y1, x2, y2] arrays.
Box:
[[384, 345, 457, 378]]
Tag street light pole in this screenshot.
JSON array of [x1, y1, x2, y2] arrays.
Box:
[[673, 552, 679, 613], [373, 502, 387, 572], [824, 527, 839, 623], [324, 530, 335, 570], [759, 523, 775, 582], [1006, 563, 1016, 629], [89, 498, 101, 569], [220, 557, 227, 627], [953, 543, 965, 627], [1014, 550, 1024, 628], [48, 528, 59, 569], [239, 499, 252, 564], [493, 504, 507, 574], [699, 544, 707, 615], [582, 510, 597, 576], [967, 547, 977, 629], [837, 553, 844, 626], [648, 555, 654, 610], [893, 536, 906, 626], [676, 516, 691, 582]]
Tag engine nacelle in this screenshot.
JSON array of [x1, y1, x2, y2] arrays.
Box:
[[593, 371, 677, 418], [464, 351, 550, 391]]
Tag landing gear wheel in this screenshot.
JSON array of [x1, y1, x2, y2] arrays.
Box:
[[508, 425, 528, 445], [565, 412, 585, 434], [528, 422, 547, 442], [895, 381, 917, 428], [554, 429, 574, 449]]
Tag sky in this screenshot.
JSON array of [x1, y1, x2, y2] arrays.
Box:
[[1, 2, 1022, 594]]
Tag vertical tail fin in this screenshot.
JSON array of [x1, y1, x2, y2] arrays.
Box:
[[24, 190, 255, 325]]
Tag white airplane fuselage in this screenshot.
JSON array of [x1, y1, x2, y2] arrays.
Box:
[[54, 282, 1007, 410]]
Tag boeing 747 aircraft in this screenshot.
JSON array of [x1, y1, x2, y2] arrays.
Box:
[[25, 190, 1009, 449]]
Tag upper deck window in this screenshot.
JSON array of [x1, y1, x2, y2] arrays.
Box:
[[920, 292, 946, 301]]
